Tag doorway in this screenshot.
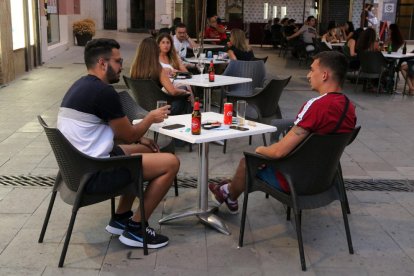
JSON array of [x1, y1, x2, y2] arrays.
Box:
[[104, 0, 117, 30], [130, 0, 154, 30]]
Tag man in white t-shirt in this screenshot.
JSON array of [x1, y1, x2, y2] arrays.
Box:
[[173, 23, 198, 59]]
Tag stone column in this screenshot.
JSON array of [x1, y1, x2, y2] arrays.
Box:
[[0, 0, 15, 84]]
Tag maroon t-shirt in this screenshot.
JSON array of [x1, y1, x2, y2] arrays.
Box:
[[295, 92, 356, 134], [261, 92, 357, 193]]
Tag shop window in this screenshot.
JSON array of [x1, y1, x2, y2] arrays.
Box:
[[264, 3, 269, 20], [10, 0, 25, 50], [45, 0, 60, 45], [273, 6, 278, 18]]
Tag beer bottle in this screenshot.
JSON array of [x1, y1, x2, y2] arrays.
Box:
[[402, 42, 407, 55], [387, 42, 392, 54], [208, 60, 215, 82], [191, 97, 201, 135]]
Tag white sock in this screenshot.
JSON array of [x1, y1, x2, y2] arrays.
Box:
[[221, 183, 230, 195]]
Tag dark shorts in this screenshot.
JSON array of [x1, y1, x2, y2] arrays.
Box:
[[85, 146, 132, 194], [256, 166, 290, 193]]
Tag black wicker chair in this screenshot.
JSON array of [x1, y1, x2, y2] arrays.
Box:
[[354, 51, 388, 95], [37, 116, 147, 267], [240, 130, 357, 271], [223, 77, 291, 153]]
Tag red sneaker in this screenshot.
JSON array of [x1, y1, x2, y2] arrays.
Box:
[[208, 181, 239, 214]]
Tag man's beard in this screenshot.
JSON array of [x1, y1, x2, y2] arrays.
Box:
[[106, 64, 120, 84]]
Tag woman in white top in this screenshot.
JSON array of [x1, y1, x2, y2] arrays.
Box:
[[157, 33, 193, 101]]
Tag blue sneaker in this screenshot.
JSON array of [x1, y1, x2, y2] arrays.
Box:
[[119, 224, 169, 249], [105, 211, 133, 235]]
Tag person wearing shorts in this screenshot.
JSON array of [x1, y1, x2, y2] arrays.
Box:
[[57, 38, 179, 249], [208, 51, 357, 214]]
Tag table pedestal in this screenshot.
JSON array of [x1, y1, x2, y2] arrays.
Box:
[[158, 142, 230, 235]]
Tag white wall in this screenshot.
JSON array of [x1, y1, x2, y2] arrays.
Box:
[[80, 0, 104, 29], [117, 0, 130, 31], [41, 14, 71, 62]]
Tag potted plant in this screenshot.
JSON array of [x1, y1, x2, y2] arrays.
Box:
[[73, 19, 95, 46]]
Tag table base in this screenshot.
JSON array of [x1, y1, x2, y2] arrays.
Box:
[[158, 206, 230, 235]]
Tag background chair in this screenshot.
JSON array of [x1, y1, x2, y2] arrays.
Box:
[[252, 56, 268, 64], [239, 130, 356, 271], [37, 116, 148, 267], [223, 77, 291, 153], [123, 76, 192, 152], [118, 91, 179, 196], [218, 60, 266, 112], [354, 51, 388, 95]]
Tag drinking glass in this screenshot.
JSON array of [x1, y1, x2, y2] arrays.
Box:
[[197, 61, 205, 81], [156, 100, 168, 119], [236, 100, 247, 126], [193, 47, 200, 59]]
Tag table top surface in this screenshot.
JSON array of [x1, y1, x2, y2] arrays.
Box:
[[133, 112, 276, 144], [172, 74, 252, 88], [382, 52, 414, 59], [185, 57, 229, 64]]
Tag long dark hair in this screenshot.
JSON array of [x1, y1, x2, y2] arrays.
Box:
[[130, 37, 162, 80], [356, 28, 377, 52], [389, 24, 404, 50]]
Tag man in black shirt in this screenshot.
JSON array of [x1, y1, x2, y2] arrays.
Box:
[[58, 38, 178, 249]]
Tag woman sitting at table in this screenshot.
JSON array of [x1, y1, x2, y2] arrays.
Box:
[[401, 54, 414, 95], [225, 28, 254, 61], [157, 32, 189, 75], [385, 24, 404, 52], [130, 37, 192, 115], [322, 21, 340, 44], [343, 28, 363, 71], [356, 28, 380, 52]]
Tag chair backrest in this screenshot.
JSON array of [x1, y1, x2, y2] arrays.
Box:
[[253, 56, 268, 64], [247, 77, 291, 120], [358, 51, 388, 74], [222, 60, 266, 94], [118, 91, 148, 122], [407, 60, 414, 77], [279, 130, 355, 196], [123, 76, 169, 112]]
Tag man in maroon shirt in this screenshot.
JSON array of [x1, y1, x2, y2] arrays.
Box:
[[209, 51, 357, 214]]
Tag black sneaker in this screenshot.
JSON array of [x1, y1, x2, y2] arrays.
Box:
[[105, 211, 133, 235], [119, 224, 169, 249]]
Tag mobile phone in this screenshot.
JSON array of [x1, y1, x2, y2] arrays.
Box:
[[230, 126, 249, 131], [162, 124, 185, 130]]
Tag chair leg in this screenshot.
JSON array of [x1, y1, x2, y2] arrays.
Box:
[[58, 208, 79, 267], [265, 193, 269, 198], [223, 140, 227, 154], [354, 73, 360, 92], [249, 136, 252, 145], [262, 133, 267, 146], [138, 181, 148, 255], [174, 176, 179, 196], [341, 201, 354, 254], [294, 211, 306, 271], [38, 190, 57, 243], [337, 164, 350, 214], [286, 206, 291, 221], [111, 198, 115, 217], [238, 191, 250, 247]]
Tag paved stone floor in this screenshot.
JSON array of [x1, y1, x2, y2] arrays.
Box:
[[0, 31, 414, 275]]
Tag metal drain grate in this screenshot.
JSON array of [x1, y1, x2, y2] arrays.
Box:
[[0, 176, 413, 192]]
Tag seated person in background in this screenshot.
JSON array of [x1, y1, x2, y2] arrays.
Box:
[[205, 16, 227, 44], [170, 17, 182, 35], [342, 21, 355, 41], [322, 21, 340, 44], [356, 28, 380, 52], [130, 37, 192, 115], [343, 28, 363, 70], [58, 38, 179, 249], [401, 57, 414, 95], [225, 28, 254, 61], [287, 16, 318, 53], [271, 17, 283, 47], [386, 23, 404, 52], [208, 51, 356, 214], [158, 32, 194, 101], [284, 18, 298, 37], [173, 23, 198, 60], [264, 19, 272, 42]]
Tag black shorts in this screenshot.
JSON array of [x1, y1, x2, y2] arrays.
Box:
[[85, 146, 132, 194]]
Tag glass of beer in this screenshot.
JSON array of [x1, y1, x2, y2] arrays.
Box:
[[236, 100, 247, 126]]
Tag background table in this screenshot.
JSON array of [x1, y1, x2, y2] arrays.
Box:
[[176, 75, 252, 111], [135, 112, 276, 234]]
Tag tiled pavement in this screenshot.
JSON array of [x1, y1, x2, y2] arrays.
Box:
[[0, 31, 414, 275]]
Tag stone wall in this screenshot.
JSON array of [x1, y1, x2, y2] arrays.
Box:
[[0, 0, 14, 84]]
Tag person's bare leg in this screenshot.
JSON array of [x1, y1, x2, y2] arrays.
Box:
[[132, 153, 179, 221], [115, 144, 155, 214], [227, 158, 246, 201]]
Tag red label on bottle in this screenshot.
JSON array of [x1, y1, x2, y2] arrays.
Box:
[[192, 117, 201, 134]]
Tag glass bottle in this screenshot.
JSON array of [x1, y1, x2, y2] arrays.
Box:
[[208, 60, 215, 82], [191, 97, 201, 135], [402, 42, 407, 55]]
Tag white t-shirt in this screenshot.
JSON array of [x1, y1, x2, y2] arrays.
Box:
[[173, 35, 191, 59]]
